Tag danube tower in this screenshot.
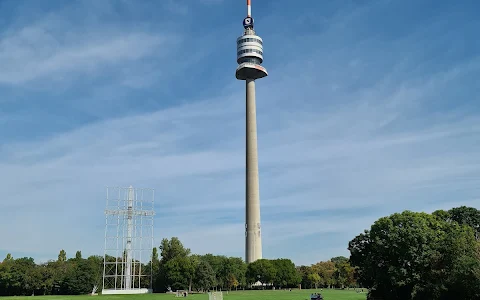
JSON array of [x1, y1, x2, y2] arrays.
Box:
[[235, 0, 268, 263]]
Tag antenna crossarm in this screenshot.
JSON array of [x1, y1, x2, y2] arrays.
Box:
[[105, 209, 155, 216]]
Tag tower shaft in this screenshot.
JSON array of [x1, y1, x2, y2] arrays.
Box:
[[245, 79, 262, 263], [236, 0, 266, 264]]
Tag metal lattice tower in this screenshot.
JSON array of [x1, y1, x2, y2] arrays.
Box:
[[235, 0, 267, 264], [102, 186, 155, 295]]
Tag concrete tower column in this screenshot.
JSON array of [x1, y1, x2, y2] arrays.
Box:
[[236, 0, 268, 264], [245, 78, 262, 263]]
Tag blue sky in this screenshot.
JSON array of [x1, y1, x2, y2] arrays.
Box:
[[0, 0, 479, 266]]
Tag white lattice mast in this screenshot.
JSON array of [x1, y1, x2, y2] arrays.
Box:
[[102, 186, 155, 295]]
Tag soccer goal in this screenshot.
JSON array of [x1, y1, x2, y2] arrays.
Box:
[[208, 291, 223, 300]]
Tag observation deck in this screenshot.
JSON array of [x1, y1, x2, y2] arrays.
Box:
[[236, 27, 268, 80]]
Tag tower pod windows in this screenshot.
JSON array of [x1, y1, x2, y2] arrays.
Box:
[[238, 57, 262, 65], [237, 37, 263, 45], [236, 34, 264, 64], [237, 49, 263, 56]]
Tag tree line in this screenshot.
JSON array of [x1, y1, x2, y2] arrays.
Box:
[[0, 236, 357, 296], [296, 256, 356, 289], [349, 206, 480, 300], [4, 205, 476, 298], [151, 237, 356, 291], [0, 250, 103, 296]]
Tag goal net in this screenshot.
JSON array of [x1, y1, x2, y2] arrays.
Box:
[[208, 291, 223, 300]]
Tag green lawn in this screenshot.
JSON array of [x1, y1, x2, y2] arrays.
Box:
[[1, 289, 366, 300]]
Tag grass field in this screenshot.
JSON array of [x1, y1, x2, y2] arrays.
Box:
[[1, 290, 367, 300]]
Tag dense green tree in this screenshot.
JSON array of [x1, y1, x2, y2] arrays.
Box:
[[25, 264, 43, 295], [194, 260, 216, 291], [0, 257, 14, 295], [200, 254, 225, 288], [307, 273, 321, 289], [297, 259, 355, 289], [432, 223, 480, 300], [349, 210, 480, 300], [271, 258, 300, 288], [333, 260, 355, 288], [432, 209, 450, 221], [36, 262, 56, 295], [3, 253, 13, 262], [227, 274, 239, 290], [162, 257, 187, 290], [246, 259, 276, 285], [296, 265, 312, 289], [160, 237, 191, 261], [60, 258, 98, 295], [75, 251, 82, 260], [152, 247, 159, 261], [185, 256, 197, 292], [330, 256, 348, 267], [41, 260, 67, 294], [0, 257, 36, 296], [312, 261, 335, 287], [157, 237, 193, 292], [443, 241, 480, 299], [435, 206, 480, 240], [57, 250, 67, 262], [86, 256, 103, 291], [224, 257, 247, 289], [150, 247, 160, 291]]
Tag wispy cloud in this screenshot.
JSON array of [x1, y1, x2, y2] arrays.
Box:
[[0, 25, 174, 85], [0, 0, 479, 265]]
